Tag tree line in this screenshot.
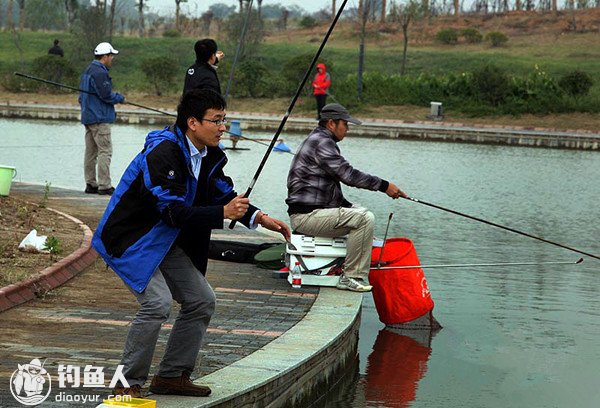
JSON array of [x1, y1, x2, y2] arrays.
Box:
[[2, 0, 599, 35]]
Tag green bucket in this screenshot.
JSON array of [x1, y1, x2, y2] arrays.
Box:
[[0, 165, 17, 196]]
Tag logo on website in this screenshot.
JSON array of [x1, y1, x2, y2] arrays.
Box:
[[9, 358, 129, 406], [10, 358, 52, 406]]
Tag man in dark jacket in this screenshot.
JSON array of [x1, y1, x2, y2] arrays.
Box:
[[79, 42, 125, 196], [286, 103, 406, 292], [183, 38, 224, 96], [93, 89, 290, 398], [48, 39, 64, 57]]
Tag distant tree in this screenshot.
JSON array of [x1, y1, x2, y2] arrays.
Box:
[[277, 8, 288, 30], [175, 0, 187, 31], [357, 0, 373, 100], [390, 0, 421, 75], [72, 4, 109, 61], [17, 0, 25, 30], [65, 0, 78, 30], [209, 3, 236, 19], [7, 0, 15, 30], [257, 0, 262, 20], [332, 0, 336, 19], [109, 0, 117, 40], [201, 10, 213, 34], [24, 0, 66, 31], [454, 0, 460, 16], [137, 0, 145, 37]]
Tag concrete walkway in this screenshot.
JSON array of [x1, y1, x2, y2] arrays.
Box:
[[0, 183, 362, 407]]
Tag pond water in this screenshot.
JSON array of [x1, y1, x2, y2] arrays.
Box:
[[1, 118, 599, 407]]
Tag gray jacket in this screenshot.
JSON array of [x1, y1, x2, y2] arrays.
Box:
[[286, 126, 389, 214]]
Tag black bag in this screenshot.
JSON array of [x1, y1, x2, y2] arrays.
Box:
[[208, 240, 278, 264]]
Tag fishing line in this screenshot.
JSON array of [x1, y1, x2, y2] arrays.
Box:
[[230, 0, 349, 229], [402, 196, 600, 261]]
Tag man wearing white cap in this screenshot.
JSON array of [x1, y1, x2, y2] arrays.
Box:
[[79, 42, 125, 196]]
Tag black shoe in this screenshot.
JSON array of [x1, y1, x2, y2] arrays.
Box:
[[98, 187, 115, 196], [85, 184, 98, 194]]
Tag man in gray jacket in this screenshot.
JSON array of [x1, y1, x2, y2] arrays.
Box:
[[286, 104, 406, 292]]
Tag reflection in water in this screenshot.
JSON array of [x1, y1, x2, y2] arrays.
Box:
[[364, 328, 439, 407]]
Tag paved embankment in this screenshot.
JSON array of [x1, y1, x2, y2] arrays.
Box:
[[0, 183, 362, 408], [2, 101, 599, 150]]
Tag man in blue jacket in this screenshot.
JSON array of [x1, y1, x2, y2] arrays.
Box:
[[79, 42, 125, 196], [93, 89, 290, 398]]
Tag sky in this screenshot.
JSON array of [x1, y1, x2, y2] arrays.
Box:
[[147, 0, 327, 16]]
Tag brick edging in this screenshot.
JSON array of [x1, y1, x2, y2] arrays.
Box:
[[0, 207, 98, 313]]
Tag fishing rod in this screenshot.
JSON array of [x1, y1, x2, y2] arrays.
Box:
[[14, 72, 175, 116], [370, 258, 583, 270], [402, 196, 600, 261], [14, 71, 281, 150], [230, 0, 349, 229], [224, 0, 253, 101]]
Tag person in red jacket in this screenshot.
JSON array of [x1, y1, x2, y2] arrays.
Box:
[[312, 63, 331, 118]]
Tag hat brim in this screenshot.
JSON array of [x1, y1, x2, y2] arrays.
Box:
[[345, 116, 362, 125]]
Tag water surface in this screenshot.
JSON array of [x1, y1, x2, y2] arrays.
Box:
[[1, 118, 599, 407]]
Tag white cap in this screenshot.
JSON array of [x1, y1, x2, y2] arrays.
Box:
[[94, 42, 119, 56]]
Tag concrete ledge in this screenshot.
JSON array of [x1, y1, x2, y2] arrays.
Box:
[[2, 103, 599, 150], [152, 288, 363, 408], [0, 206, 97, 313]]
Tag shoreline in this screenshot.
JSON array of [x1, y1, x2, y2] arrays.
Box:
[[2, 101, 599, 150]]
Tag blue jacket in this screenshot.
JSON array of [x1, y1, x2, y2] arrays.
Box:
[[92, 125, 257, 292], [79, 60, 124, 125]]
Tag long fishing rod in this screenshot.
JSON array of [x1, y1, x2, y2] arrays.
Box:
[[230, 0, 349, 229], [224, 0, 253, 101], [14, 72, 175, 116], [14, 71, 280, 150], [403, 196, 600, 261], [370, 258, 583, 270]]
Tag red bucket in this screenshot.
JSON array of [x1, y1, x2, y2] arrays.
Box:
[[370, 238, 434, 324]]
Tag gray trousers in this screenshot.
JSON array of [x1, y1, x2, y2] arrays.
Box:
[[84, 123, 112, 189], [121, 246, 216, 386], [290, 207, 375, 280]]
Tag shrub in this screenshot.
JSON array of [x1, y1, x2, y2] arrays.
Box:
[[471, 65, 510, 106], [29, 55, 78, 92], [558, 70, 593, 97], [462, 28, 483, 43], [234, 59, 269, 98], [435, 28, 459, 45], [162, 29, 181, 38], [299, 16, 318, 29], [141, 57, 177, 96], [486, 31, 508, 47]]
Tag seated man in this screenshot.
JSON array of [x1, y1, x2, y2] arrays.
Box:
[[285, 103, 406, 292]]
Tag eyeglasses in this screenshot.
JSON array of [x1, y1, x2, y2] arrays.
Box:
[[200, 118, 227, 126]]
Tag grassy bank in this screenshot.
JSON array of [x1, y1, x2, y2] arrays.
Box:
[[1, 18, 599, 119]]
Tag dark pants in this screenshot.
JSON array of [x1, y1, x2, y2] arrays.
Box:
[[315, 94, 327, 118], [120, 246, 216, 386]]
